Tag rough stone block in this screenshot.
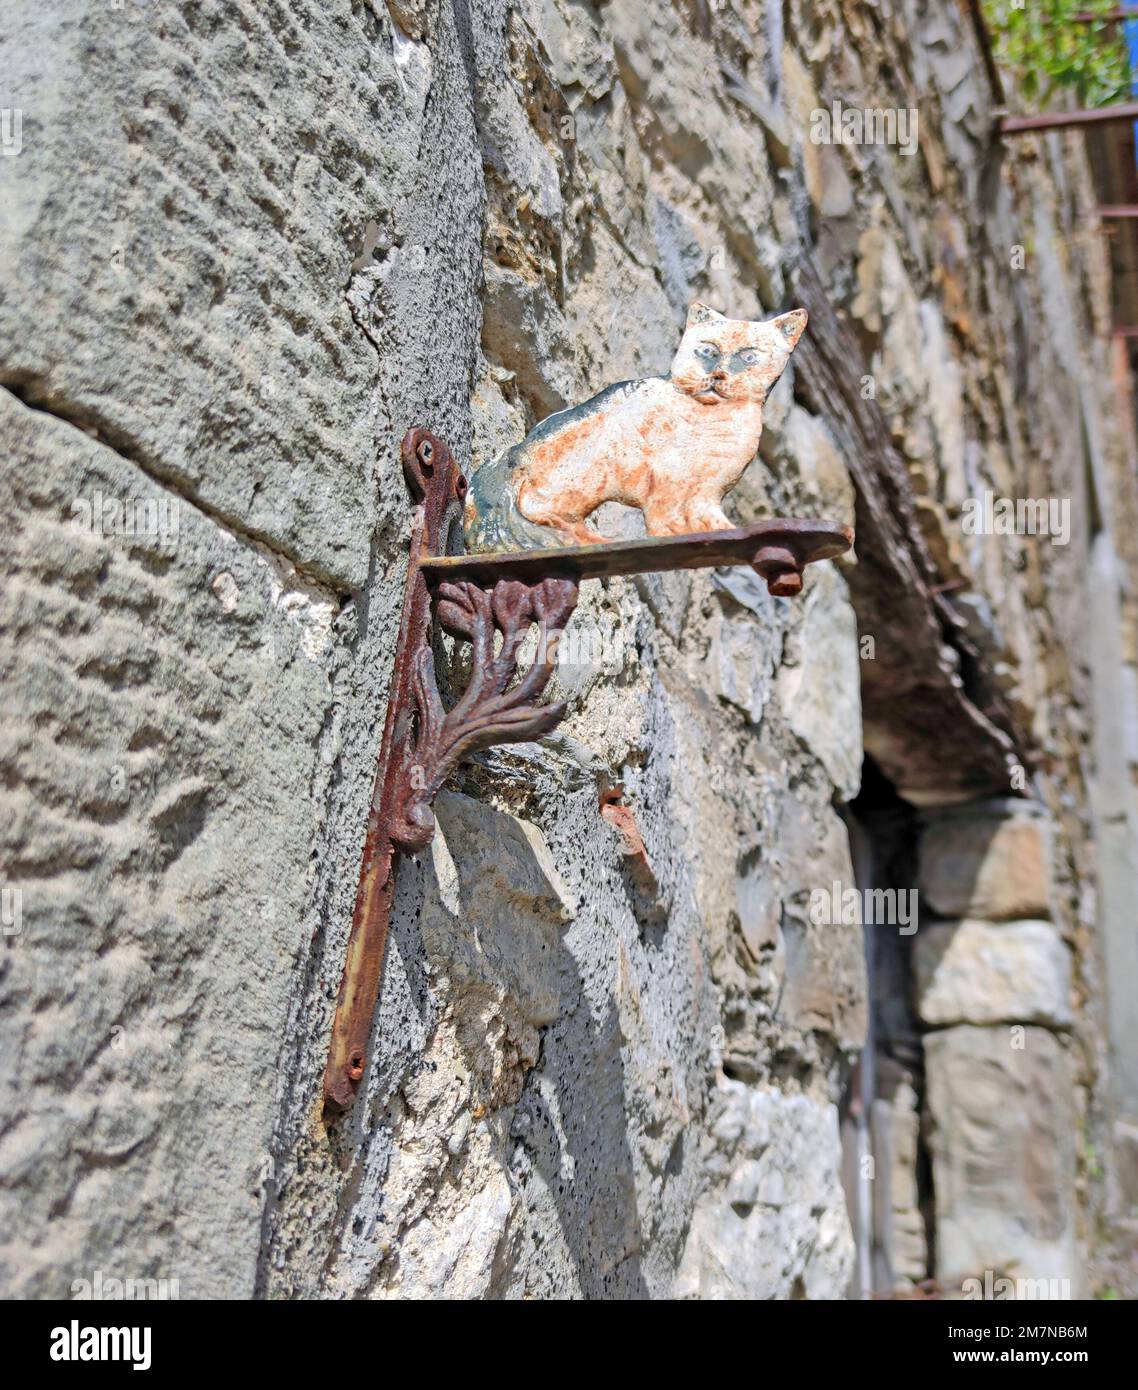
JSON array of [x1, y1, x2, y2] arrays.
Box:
[[919, 807, 1053, 920], [776, 564, 863, 801], [916, 919, 1072, 1028], [675, 1082, 854, 1299], [0, 1, 484, 590], [925, 1025, 1078, 1292], [874, 1077, 928, 1287], [779, 809, 868, 1052], [0, 391, 334, 1298]]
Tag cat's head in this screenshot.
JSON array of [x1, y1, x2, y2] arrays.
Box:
[[669, 303, 807, 405]]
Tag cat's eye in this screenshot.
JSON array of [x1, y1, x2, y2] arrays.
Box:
[[696, 343, 720, 360], [739, 349, 762, 365]]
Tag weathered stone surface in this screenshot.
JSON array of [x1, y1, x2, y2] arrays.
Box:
[[353, 793, 574, 1299], [0, 390, 333, 1299], [675, 1082, 854, 1299], [778, 809, 868, 1052], [709, 568, 782, 726], [873, 1071, 927, 1288], [777, 564, 863, 801], [2, 0, 1133, 1304], [0, 1, 442, 590], [423, 792, 572, 1099], [919, 807, 1054, 921], [779, 406, 857, 533], [925, 1026, 1079, 1291], [916, 919, 1072, 1029]]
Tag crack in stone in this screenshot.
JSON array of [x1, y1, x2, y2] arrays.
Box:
[[1, 379, 348, 601]]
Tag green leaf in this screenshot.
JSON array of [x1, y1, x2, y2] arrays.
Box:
[[982, 0, 1130, 108]]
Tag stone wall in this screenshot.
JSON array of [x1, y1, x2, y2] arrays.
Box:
[[918, 805, 1077, 1289], [2, 0, 1136, 1299]]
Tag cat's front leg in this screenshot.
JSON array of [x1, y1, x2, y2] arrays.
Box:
[[552, 518, 610, 545], [652, 498, 733, 535], [690, 503, 734, 532]]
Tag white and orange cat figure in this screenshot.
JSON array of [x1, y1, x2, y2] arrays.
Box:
[[463, 302, 808, 553]]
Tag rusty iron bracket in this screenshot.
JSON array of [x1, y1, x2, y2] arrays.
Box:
[[996, 101, 1138, 135], [322, 427, 853, 1113]]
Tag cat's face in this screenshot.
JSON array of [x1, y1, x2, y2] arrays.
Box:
[[669, 303, 807, 405]]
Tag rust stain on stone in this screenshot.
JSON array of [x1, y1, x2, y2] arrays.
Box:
[[600, 787, 658, 898]]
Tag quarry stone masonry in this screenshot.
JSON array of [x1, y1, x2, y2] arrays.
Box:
[[2, 0, 1137, 1299]]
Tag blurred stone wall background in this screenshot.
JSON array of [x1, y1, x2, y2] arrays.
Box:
[[2, 0, 1136, 1298]]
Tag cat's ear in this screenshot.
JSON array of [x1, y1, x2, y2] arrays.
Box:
[[686, 301, 727, 327], [772, 308, 808, 349]]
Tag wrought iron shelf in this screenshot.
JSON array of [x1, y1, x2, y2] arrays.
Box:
[[421, 517, 850, 594], [322, 427, 853, 1113]]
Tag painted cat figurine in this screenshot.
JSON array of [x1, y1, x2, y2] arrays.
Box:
[[464, 302, 807, 552]]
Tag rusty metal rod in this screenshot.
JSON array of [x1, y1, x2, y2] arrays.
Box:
[[1096, 204, 1138, 217], [998, 102, 1138, 134], [322, 482, 431, 1113], [1072, 8, 1138, 19], [323, 431, 470, 1112]]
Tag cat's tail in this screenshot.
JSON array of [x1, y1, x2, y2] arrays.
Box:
[[463, 447, 571, 553]]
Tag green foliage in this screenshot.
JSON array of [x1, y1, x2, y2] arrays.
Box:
[[982, 0, 1131, 108]]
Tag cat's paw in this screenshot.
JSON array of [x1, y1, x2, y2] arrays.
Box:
[[564, 523, 610, 546], [680, 507, 733, 534]]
